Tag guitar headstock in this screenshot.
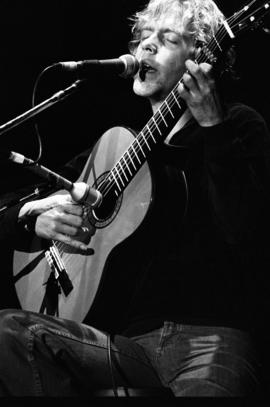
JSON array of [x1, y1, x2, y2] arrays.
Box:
[[196, 0, 270, 66], [231, 0, 270, 35]]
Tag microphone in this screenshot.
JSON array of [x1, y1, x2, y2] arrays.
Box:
[[55, 54, 139, 79], [0, 150, 102, 207]]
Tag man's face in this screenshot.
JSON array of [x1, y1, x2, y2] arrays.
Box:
[[133, 13, 192, 107]]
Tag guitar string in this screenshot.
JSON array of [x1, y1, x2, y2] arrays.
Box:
[[53, 2, 265, 263]]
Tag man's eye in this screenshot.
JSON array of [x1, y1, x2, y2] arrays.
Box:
[[140, 30, 152, 41], [141, 35, 150, 41], [165, 37, 178, 44]]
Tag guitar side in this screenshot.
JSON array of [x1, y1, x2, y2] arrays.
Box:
[[13, 127, 152, 322]]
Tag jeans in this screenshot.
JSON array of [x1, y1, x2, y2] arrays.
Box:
[[133, 321, 262, 396], [0, 309, 262, 396]]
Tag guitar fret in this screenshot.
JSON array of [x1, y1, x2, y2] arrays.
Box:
[[115, 164, 125, 187], [119, 158, 130, 180], [131, 144, 141, 164], [141, 131, 151, 151], [146, 125, 157, 143], [127, 149, 137, 170], [165, 100, 175, 118], [152, 116, 162, 135], [116, 161, 128, 185], [159, 110, 168, 127], [136, 138, 146, 158], [122, 155, 132, 181], [172, 91, 181, 109], [113, 165, 124, 189]]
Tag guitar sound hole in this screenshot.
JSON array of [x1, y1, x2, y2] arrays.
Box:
[[91, 190, 122, 228], [88, 171, 123, 228]]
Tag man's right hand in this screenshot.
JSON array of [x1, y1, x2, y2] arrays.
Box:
[[19, 194, 95, 250]]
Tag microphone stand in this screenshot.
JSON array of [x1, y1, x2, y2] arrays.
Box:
[[0, 184, 54, 214], [0, 79, 84, 136], [0, 78, 86, 213]]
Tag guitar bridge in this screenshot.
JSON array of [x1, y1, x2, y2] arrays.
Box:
[[45, 244, 73, 296]]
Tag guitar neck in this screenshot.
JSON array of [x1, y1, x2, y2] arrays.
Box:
[[107, 89, 187, 198]]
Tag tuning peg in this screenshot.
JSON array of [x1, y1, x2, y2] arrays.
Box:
[[261, 26, 270, 35]]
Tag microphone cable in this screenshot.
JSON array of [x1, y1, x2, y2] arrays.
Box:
[[107, 333, 119, 397], [30, 62, 75, 165], [107, 333, 133, 397], [30, 65, 55, 165]]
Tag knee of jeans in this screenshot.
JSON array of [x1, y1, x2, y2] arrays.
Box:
[[0, 308, 26, 344]]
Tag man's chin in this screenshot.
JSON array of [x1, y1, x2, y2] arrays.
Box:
[[133, 80, 158, 99]]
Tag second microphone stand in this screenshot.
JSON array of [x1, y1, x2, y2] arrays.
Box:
[[0, 79, 85, 137], [0, 78, 86, 213]]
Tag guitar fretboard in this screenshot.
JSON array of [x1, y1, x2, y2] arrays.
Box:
[[109, 89, 186, 197]]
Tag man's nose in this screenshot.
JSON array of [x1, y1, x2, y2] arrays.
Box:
[[142, 35, 158, 54]]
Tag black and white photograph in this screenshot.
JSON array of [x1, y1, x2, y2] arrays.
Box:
[[0, 0, 270, 403]]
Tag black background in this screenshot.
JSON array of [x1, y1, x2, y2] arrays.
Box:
[[0, 0, 270, 399], [0, 0, 269, 192]]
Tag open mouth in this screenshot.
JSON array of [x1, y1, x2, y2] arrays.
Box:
[[139, 60, 156, 80], [140, 61, 156, 73]]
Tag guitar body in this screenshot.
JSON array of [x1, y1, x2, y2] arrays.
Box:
[[13, 127, 153, 322]]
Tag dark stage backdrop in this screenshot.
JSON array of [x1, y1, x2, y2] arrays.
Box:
[[0, 0, 270, 395], [0, 0, 269, 193]]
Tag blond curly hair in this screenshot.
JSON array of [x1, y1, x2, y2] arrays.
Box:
[[129, 0, 225, 52]]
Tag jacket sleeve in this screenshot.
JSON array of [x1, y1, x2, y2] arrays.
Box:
[[0, 148, 92, 249], [0, 201, 33, 247]]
